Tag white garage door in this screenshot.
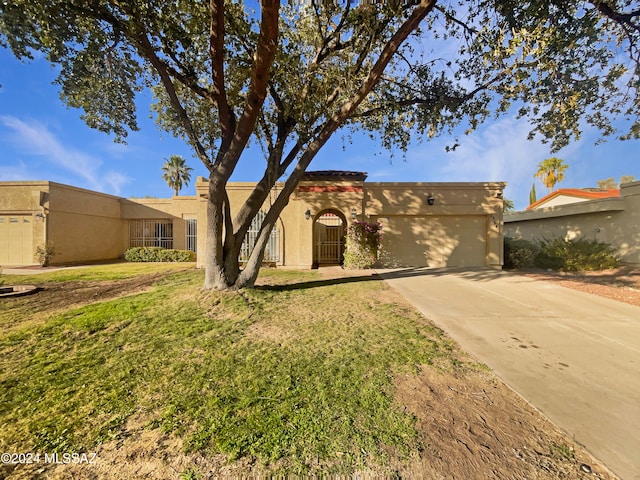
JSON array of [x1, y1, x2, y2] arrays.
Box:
[[380, 215, 487, 267], [0, 215, 34, 266]]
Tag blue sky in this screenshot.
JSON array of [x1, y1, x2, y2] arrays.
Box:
[[0, 47, 637, 211]]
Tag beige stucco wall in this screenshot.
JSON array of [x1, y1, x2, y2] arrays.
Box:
[[193, 178, 506, 269], [533, 195, 591, 209], [46, 183, 124, 264], [505, 181, 640, 264], [2, 178, 507, 269], [291, 180, 366, 268], [193, 180, 361, 269], [0, 181, 126, 265], [365, 183, 505, 268], [121, 196, 200, 252]]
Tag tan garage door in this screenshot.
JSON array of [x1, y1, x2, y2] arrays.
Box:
[[0, 215, 34, 265], [380, 215, 487, 267]]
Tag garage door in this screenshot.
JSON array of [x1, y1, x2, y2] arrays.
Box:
[[380, 215, 487, 267], [0, 215, 34, 266]]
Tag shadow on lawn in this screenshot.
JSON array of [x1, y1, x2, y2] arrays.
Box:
[[257, 267, 507, 291]]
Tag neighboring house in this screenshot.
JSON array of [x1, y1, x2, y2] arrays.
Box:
[[0, 172, 506, 269], [505, 181, 640, 264], [527, 188, 620, 210]]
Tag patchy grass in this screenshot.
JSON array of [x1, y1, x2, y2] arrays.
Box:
[[0, 266, 465, 475], [0, 262, 194, 284]]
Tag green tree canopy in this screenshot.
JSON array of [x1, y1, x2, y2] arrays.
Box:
[[2, 1, 639, 289], [620, 175, 637, 185], [597, 177, 618, 189], [598, 175, 636, 188], [503, 198, 515, 212], [535, 157, 569, 192], [161, 155, 193, 196]]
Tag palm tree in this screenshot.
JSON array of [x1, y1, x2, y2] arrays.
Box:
[[534, 157, 568, 193], [161, 155, 193, 196]]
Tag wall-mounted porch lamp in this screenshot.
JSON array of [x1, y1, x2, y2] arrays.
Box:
[[305, 208, 311, 220], [350, 207, 357, 221], [427, 193, 435, 206]]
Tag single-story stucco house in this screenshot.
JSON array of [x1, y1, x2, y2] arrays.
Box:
[[505, 180, 640, 264], [526, 188, 620, 211], [0, 171, 506, 269]]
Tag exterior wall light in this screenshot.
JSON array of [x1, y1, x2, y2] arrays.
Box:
[[427, 193, 435, 206], [351, 207, 357, 220], [305, 209, 311, 220]]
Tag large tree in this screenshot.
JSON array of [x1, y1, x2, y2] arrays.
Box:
[[1, 1, 639, 289]]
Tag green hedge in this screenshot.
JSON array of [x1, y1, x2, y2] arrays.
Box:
[[124, 247, 194, 263], [535, 237, 619, 272], [504, 237, 539, 269], [503, 236, 619, 271]]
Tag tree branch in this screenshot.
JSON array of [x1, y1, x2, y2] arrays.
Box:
[[354, 71, 506, 119], [434, 5, 479, 36], [591, 1, 640, 34], [212, 0, 280, 179], [136, 31, 213, 170], [210, 0, 235, 153]]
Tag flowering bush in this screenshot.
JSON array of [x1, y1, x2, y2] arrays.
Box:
[[343, 221, 382, 269]]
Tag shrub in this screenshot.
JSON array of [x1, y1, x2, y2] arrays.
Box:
[[343, 221, 382, 269], [124, 247, 194, 263], [34, 243, 56, 267], [534, 237, 619, 271], [504, 237, 539, 270]]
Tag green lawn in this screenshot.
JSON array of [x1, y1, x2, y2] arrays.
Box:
[[0, 264, 468, 476]]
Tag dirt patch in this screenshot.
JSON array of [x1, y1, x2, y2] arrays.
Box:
[[0, 273, 172, 335], [393, 367, 613, 479], [521, 265, 640, 307], [3, 415, 261, 480], [3, 273, 169, 313]]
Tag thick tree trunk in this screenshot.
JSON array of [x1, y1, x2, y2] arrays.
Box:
[[203, 176, 240, 290]]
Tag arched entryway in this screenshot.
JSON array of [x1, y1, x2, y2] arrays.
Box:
[[313, 209, 347, 267]]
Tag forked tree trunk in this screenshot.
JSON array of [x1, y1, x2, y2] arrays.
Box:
[[200, 1, 437, 290], [203, 176, 237, 290], [202, 173, 278, 290]]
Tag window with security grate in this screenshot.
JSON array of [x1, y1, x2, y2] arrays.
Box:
[[240, 211, 279, 263], [185, 218, 197, 253], [129, 220, 174, 249]]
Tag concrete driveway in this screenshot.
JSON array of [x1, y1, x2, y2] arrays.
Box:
[[379, 268, 640, 480]]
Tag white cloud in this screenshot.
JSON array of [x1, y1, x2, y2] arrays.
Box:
[[0, 160, 31, 181], [0, 115, 129, 194], [405, 116, 584, 209], [103, 171, 131, 196]]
